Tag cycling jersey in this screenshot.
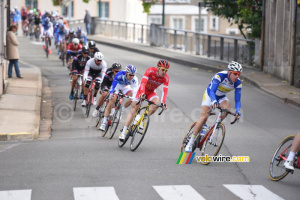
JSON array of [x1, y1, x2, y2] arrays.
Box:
[[100, 67, 115, 91], [72, 54, 91, 73], [76, 31, 87, 45], [137, 67, 169, 103], [40, 22, 53, 37], [88, 47, 100, 58], [206, 70, 242, 112], [67, 43, 82, 55], [109, 71, 139, 95], [33, 17, 41, 26], [84, 58, 107, 81]]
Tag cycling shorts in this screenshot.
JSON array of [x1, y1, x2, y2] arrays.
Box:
[[133, 89, 159, 102], [201, 90, 229, 107]]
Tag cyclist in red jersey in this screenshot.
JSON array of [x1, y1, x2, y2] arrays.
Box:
[[119, 59, 170, 141]]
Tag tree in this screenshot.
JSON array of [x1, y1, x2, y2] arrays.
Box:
[[53, 0, 89, 6], [204, 0, 262, 39]]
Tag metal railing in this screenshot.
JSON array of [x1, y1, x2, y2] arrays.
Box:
[[68, 19, 255, 65]]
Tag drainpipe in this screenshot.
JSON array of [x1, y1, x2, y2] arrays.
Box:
[[1, 0, 4, 64], [290, 0, 297, 85]]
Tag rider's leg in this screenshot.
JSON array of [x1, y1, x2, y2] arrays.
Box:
[[219, 98, 231, 121], [96, 91, 107, 110], [120, 101, 140, 137], [148, 97, 160, 116], [104, 95, 117, 118], [123, 91, 133, 109]]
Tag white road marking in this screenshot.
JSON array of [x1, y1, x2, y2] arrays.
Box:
[[73, 187, 120, 200], [153, 185, 206, 200], [0, 190, 31, 200]]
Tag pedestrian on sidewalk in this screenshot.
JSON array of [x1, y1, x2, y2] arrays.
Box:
[[6, 25, 22, 78], [84, 10, 91, 35]]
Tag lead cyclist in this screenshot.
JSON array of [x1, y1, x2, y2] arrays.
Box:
[[185, 61, 242, 152]]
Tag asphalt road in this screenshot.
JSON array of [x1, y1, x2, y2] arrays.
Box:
[[0, 36, 299, 200]]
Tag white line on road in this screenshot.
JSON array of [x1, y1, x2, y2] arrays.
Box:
[[153, 185, 206, 200], [0, 190, 31, 200], [223, 184, 285, 200], [0, 144, 21, 154], [73, 187, 120, 200]]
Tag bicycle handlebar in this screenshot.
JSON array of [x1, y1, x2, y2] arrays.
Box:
[[136, 98, 165, 115], [211, 107, 239, 125]]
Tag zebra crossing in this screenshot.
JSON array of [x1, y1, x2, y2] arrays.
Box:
[[0, 184, 284, 200]]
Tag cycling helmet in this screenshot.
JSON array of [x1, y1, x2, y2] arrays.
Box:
[[125, 65, 137, 74], [94, 52, 104, 60], [69, 28, 75, 34], [88, 41, 96, 49], [77, 26, 82, 32], [112, 63, 122, 70], [45, 17, 50, 23], [228, 61, 242, 72], [82, 45, 89, 54], [72, 38, 79, 45], [157, 59, 170, 69]]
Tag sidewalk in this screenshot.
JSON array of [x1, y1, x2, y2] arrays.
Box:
[[0, 60, 42, 141], [88, 35, 300, 107]]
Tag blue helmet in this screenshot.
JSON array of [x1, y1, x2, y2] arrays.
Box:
[[45, 17, 50, 23], [77, 26, 82, 32], [125, 64, 137, 74]]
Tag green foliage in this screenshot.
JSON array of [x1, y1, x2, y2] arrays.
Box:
[[142, 0, 161, 13], [53, 0, 89, 6], [204, 0, 262, 39]]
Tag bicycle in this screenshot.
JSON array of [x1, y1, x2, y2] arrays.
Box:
[[84, 79, 101, 118], [180, 107, 239, 165], [44, 34, 51, 58], [95, 93, 109, 128], [268, 135, 299, 181], [102, 92, 129, 139], [70, 73, 83, 111], [118, 98, 165, 151]]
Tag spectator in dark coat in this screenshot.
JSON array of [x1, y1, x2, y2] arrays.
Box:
[[84, 10, 91, 35]]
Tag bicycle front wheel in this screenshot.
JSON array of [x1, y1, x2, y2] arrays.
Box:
[[73, 87, 78, 111], [45, 39, 49, 58], [180, 122, 197, 153], [130, 115, 150, 151], [85, 91, 93, 118], [268, 135, 295, 181], [108, 107, 122, 139], [200, 123, 225, 165]]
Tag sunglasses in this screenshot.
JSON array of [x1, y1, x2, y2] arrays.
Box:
[[128, 74, 135, 77], [114, 70, 120, 73], [95, 59, 102, 62], [231, 71, 241, 76], [159, 67, 168, 72], [82, 52, 88, 54]]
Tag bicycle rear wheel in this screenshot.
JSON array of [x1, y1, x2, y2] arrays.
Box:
[[269, 135, 295, 181], [108, 107, 122, 139], [45, 39, 49, 58], [200, 123, 225, 165], [85, 91, 93, 118], [130, 115, 150, 151], [180, 122, 198, 153]]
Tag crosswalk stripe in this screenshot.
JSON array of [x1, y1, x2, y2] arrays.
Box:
[[223, 184, 285, 200], [73, 187, 120, 200], [0, 190, 32, 200], [153, 185, 206, 200]]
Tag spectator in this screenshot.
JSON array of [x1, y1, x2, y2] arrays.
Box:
[[6, 25, 22, 78], [84, 10, 91, 35]]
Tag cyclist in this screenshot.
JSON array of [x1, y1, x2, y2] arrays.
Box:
[[66, 38, 82, 69], [82, 52, 107, 107], [118, 60, 169, 141], [65, 28, 77, 46], [33, 12, 42, 37], [69, 46, 91, 100], [185, 61, 242, 152], [55, 22, 69, 59], [99, 65, 139, 131], [21, 7, 28, 35], [40, 17, 53, 54], [284, 132, 300, 171], [76, 26, 87, 45], [92, 63, 122, 118], [88, 41, 100, 58]]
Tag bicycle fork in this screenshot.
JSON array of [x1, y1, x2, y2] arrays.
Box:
[[208, 111, 223, 146]]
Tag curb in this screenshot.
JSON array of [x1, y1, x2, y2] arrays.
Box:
[[88, 36, 300, 108]]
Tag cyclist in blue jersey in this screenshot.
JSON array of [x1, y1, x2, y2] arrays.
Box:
[[99, 65, 139, 131], [76, 26, 87, 45], [185, 61, 242, 152], [40, 17, 53, 54]]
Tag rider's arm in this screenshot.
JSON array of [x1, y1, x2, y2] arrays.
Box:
[[209, 77, 221, 102], [83, 60, 91, 81], [109, 76, 119, 94], [100, 61, 107, 83], [234, 80, 242, 114], [139, 68, 151, 94], [71, 56, 78, 72], [131, 77, 139, 95], [161, 75, 169, 104]]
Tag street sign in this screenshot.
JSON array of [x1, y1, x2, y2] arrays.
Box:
[[198, 1, 215, 7]]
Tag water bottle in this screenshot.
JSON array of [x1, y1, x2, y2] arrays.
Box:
[[200, 124, 208, 136], [134, 114, 141, 124]]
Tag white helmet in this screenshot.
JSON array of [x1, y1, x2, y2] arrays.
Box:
[[94, 52, 104, 60], [228, 61, 242, 72], [72, 38, 79, 45]]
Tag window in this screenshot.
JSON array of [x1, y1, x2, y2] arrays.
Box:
[[226, 28, 239, 35], [166, 0, 190, 2], [149, 17, 162, 25], [25, 0, 38, 9], [98, 2, 109, 19], [210, 16, 219, 31], [192, 16, 207, 33], [62, 1, 74, 18]]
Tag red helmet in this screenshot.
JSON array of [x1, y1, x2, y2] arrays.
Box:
[[157, 59, 170, 69]]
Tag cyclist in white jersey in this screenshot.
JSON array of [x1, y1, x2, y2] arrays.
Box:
[[81, 52, 107, 107]]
